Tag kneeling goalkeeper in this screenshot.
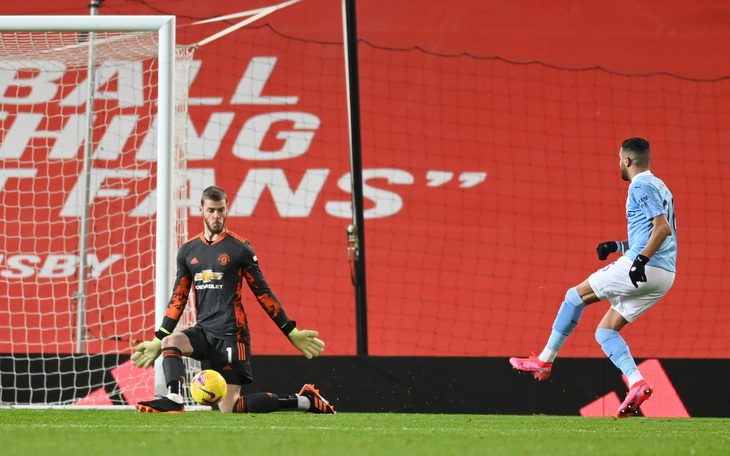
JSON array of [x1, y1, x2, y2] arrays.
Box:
[[132, 185, 335, 414]]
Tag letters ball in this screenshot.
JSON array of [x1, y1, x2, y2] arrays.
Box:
[[190, 369, 228, 406]]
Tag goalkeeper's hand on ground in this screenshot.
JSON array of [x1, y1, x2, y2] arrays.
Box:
[[596, 240, 621, 261], [287, 329, 325, 359], [131, 338, 162, 368]]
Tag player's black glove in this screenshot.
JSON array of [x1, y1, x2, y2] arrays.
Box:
[[596, 241, 620, 261], [628, 254, 649, 288]]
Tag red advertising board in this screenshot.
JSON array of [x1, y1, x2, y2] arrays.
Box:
[[1, 0, 728, 359]]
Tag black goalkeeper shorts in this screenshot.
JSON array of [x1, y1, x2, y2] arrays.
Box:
[[183, 326, 254, 385]]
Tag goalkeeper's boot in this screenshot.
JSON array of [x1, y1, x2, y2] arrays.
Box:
[[509, 354, 553, 380], [616, 380, 653, 418], [298, 384, 336, 414], [136, 396, 185, 413]]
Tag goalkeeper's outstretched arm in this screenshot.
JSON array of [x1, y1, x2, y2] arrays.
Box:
[[131, 254, 193, 368]]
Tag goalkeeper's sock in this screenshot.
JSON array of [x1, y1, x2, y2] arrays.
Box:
[[166, 379, 181, 395], [540, 287, 586, 362], [165, 378, 183, 405], [166, 392, 184, 404], [596, 328, 642, 383], [234, 392, 281, 413], [277, 394, 300, 410], [162, 346, 186, 400], [297, 395, 311, 411]]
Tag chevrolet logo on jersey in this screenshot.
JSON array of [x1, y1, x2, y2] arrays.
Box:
[[194, 269, 224, 290]]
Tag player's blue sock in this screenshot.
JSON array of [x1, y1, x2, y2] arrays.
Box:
[[595, 328, 639, 379], [546, 287, 587, 352]]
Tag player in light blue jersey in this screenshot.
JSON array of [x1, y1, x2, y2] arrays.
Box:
[[623, 170, 677, 273], [509, 137, 677, 418]]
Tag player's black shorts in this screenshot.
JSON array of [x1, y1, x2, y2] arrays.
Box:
[[182, 326, 253, 385]]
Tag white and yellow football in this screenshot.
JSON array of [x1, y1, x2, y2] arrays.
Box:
[[190, 369, 228, 406]]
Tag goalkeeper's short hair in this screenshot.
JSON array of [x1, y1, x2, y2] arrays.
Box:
[[201, 185, 228, 205]]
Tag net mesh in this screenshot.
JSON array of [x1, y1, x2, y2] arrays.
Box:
[[0, 31, 159, 67], [0, 28, 193, 405]]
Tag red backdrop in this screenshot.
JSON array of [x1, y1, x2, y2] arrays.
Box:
[[1, 0, 728, 358]]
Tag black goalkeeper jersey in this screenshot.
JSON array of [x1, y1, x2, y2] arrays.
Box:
[[157, 230, 293, 344]]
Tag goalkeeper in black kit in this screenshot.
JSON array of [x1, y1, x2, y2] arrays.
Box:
[[133, 186, 335, 414]]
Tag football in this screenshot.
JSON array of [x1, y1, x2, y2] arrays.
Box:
[[190, 369, 228, 406]]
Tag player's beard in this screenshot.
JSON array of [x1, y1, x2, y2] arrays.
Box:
[[620, 163, 630, 181], [205, 217, 226, 236]]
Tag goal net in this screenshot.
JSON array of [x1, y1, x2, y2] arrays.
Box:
[[0, 15, 192, 406]]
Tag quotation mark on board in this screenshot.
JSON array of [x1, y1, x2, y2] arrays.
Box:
[[426, 171, 487, 188]]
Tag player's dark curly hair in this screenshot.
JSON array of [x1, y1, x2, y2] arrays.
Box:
[[621, 137, 650, 167], [201, 186, 228, 205]]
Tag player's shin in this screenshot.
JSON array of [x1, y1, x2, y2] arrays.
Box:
[[595, 328, 642, 384], [541, 287, 587, 362]]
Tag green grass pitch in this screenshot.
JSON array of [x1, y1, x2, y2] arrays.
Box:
[[1, 409, 728, 456]]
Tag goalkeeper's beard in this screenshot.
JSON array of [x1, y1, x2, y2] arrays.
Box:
[[205, 218, 226, 236]]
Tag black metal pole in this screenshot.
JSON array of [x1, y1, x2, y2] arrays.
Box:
[[342, 0, 368, 355]]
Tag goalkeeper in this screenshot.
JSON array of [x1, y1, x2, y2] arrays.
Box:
[[133, 186, 335, 414]]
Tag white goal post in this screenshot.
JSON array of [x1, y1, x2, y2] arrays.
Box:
[[0, 1, 306, 407], [0, 16, 176, 317], [0, 15, 184, 406]]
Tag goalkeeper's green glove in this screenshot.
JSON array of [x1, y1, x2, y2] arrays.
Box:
[[287, 328, 325, 359], [130, 338, 162, 368]]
